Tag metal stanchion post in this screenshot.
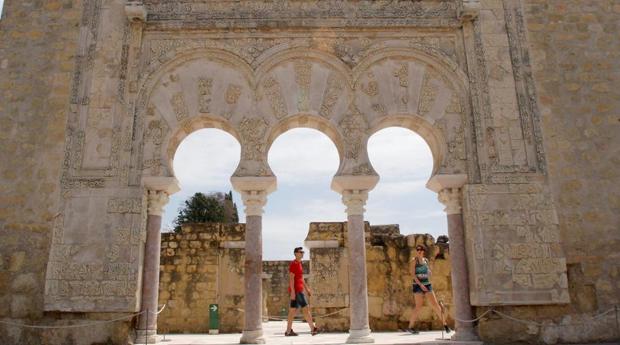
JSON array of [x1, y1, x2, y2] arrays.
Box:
[[439, 301, 445, 340]]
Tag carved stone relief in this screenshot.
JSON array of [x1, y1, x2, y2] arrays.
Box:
[[45, 189, 145, 312], [339, 105, 369, 161], [463, 183, 569, 306]]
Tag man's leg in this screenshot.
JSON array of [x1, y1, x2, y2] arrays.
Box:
[[301, 306, 316, 330], [286, 306, 297, 332]]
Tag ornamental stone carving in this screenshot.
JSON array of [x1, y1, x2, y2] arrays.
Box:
[[339, 105, 368, 161], [146, 190, 169, 216], [341, 190, 369, 216], [438, 188, 462, 215]]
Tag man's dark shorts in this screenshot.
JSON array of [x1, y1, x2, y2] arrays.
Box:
[[290, 292, 308, 308]]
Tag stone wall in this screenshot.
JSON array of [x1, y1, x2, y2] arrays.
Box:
[[263, 260, 309, 320], [305, 222, 454, 332], [0, 1, 136, 345], [158, 223, 245, 334], [468, 1, 620, 344]]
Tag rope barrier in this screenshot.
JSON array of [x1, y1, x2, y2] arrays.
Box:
[[0, 311, 144, 329], [150, 303, 167, 315], [452, 309, 493, 323], [1, 303, 616, 332], [0, 304, 166, 330], [238, 307, 349, 320]]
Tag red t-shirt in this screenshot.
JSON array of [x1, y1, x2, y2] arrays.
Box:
[[288, 260, 304, 293]]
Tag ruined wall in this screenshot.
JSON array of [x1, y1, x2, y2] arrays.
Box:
[[263, 260, 309, 320], [467, 1, 620, 344], [0, 1, 137, 344], [305, 222, 454, 332], [159, 222, 453, 333], [367, 226, 455, 331], [158, 223, 245, 334]]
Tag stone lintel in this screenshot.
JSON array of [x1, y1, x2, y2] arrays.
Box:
[[331, 175, 379, 194], [220, 241, 245, 249], [458, 0, 480, 22], [142, 176, 180, 195], [304, 240, 340, 249], [230, 176, 277, 194], [426, 173, 468, 193]]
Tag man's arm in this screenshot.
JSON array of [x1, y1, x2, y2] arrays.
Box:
[[303, 278, 312, 296], [289, 272, 296, 299]]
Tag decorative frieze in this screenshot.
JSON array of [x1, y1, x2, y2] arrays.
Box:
[[107, 198, 142, 214]]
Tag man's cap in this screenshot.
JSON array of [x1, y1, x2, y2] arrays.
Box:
[[294, 247, 304, 253]]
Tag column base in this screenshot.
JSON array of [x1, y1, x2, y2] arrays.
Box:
[[346, 328, 374, 343], [134, 329, 158, 344], [451, 327, 480, 342], [240, 329, 265, 344]]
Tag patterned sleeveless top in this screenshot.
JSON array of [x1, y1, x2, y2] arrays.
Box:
[[414, 259, 431, 286]]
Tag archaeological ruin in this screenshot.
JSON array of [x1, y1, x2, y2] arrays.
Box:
[[0, 0, 618, 344], [156, 222, 454, 334]]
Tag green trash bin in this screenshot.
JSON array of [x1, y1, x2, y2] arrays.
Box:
[[209, 304, 219, 334]]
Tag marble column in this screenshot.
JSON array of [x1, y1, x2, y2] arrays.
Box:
[[438, 187, 479, 341], [135, 189, 170, 344], [342, 190, 374, 344], [232, 176, 276, 345]]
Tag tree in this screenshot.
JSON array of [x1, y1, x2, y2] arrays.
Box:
[[173, 191, 239, 233]]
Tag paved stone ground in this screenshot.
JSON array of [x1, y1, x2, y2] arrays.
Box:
[[153, 321, 620, 345], [153, 321, 468, 345]]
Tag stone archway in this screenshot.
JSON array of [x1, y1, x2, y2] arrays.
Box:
[[43, 5, 568, 343]]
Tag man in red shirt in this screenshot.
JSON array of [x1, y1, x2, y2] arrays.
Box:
[[285, 247, 320, 336]]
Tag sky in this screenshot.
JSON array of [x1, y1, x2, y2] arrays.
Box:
[[164, 127, 446, 260]]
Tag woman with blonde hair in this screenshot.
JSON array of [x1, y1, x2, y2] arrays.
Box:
[[406, 244, 452, 334]]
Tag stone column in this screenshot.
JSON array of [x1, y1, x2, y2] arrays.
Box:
[[135, 177, 179, 344], [332, 175, 378, 344], [436, 184, 479, 342], [232, 176, 276, 344], [343, 190, 374, 343]]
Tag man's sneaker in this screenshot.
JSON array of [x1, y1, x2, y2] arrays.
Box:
[[444, 325, 452, 334], [311, 326, 322, 336], [285, 329, 298, 336], [406, 328, 419, 334]]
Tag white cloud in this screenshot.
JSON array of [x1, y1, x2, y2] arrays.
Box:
[[371, 180, 427, 198], [172, 129, 241, 190], [268, 128, 340, 185], [368, 127, 434, 180]]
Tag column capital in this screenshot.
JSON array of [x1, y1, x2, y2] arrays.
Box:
[[125, 1, 147, 22], [142, 177, 179, 216], [231, 176, 277, 217], [438, 188, 463, 215], [146, 190, 169, 216], [239, 190, 268, 217], [342, 189, 369, 216]]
